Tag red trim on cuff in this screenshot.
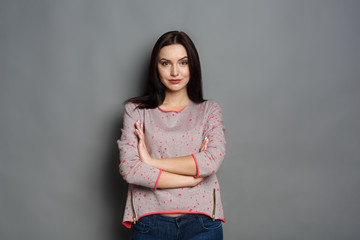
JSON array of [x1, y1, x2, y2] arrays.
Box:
[[192, 153, 200, 178], [154, 169, 162, 190]]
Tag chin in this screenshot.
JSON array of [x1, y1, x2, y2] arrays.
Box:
[[170, 84, 187, 91]]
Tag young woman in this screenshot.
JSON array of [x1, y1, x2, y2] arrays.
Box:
[[117, 31, 226, 239]]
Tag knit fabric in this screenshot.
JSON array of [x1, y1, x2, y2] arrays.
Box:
[[117, 100, 226, 228]]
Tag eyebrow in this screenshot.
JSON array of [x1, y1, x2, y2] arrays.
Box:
[[159, 56, 188, 61]]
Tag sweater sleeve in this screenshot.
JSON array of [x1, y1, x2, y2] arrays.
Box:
[[117, 103, 162, 189], [192, 101, 226, 178]]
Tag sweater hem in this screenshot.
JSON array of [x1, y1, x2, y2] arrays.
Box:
[[122, 211, 226, 229]]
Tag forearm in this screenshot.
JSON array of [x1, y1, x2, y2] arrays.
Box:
[[149, 155, 198, 176], [156, 170, 202, 189], [134, 121, 203, 177]]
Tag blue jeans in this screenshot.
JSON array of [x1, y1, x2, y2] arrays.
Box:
[[130, 214, 223, 240]]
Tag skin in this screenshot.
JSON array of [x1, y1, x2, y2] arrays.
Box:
[[134, 44, 209, 217], [157, 44, 191, 111], [135, 121, 209, 176]]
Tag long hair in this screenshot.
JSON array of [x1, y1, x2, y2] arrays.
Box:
[[125, 31, 205, 108]]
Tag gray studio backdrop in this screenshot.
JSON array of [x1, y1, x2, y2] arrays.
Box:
[[1, 0, 359, 239]]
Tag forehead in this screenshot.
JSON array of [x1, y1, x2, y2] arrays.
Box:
[[158, 44, 188, 59]]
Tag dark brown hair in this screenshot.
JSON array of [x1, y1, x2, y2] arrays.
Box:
[[125, 31, 205, 108]]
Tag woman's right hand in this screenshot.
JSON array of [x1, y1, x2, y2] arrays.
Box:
[[135, 120, 153, 165]]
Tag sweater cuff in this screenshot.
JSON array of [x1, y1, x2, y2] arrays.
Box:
[[154, 169, 162, 190], [192, 153, 200, 178]]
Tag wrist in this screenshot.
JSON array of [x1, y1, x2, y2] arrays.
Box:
[[143, 157, 155, 166], [188, 176, 200, 187], [148, 157, 155, 165]]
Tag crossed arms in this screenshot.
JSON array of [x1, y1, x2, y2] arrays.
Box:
[[117, 102, 226, 189]]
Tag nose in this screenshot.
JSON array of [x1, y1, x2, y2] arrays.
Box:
[[170, 65, 179, 76]]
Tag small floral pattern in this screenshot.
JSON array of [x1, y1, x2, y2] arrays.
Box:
[[117, 100, 226, 228]]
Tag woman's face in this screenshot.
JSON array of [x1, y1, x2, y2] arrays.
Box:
[[157, 44, 190, 94]]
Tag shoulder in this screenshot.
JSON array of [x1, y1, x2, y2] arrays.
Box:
[[199, 99, 223, 112], [123, 102, 156, 120], [123, 102, 143, 116], [124, 102, 138, 111], [125, 101, 153, 111]]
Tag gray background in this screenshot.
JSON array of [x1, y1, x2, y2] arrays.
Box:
[[1, 0, 359, 239]]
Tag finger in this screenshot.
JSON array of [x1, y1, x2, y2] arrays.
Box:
[[199, 137, 208, 151], [204, 137, 209, 150], [135, 123, 140, 134], [203, 137, 209, 151], [135, 121, 140, 130], [135, 129, 142, 140], [203, 143, 208, 151], [135, 121, 143, 134], [136, 122, 144, 133], [199, 141, 206, 152], [138, 129, 144, 140], [139, 124, 145, 135], [136, 129, 145, 142]]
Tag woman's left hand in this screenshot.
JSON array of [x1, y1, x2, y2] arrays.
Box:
[[135, 120, 153, 165], [199, 137, 209, 152]]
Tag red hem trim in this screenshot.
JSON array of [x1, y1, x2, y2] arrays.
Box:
[[123, 221, 132, 229], [154, 169, 162, 190], [122, 211, 226, 228], [192, 153, 200, 178]]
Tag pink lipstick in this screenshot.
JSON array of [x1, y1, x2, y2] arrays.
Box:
[[169, 79, 181, 84]]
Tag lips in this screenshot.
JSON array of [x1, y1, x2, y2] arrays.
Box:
[[169, 79, 181, 84]]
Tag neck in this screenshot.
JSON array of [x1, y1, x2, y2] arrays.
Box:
[[163, 89, 190, 107]]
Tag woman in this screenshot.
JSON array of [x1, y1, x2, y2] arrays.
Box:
[[117, 31, 226, 239]]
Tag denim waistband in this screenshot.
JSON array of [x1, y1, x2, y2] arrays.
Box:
[[146, 213, 200, 223]]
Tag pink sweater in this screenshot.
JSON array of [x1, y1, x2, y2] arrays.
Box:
[[117, 100, 226, 228]]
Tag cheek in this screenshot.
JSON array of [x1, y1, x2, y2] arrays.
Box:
[[157, 68, 167, 80], [181, 67, 190, 77]]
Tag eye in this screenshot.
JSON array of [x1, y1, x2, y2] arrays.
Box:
[[160, 61, 169, 66], [180, 61, 188, 65]]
